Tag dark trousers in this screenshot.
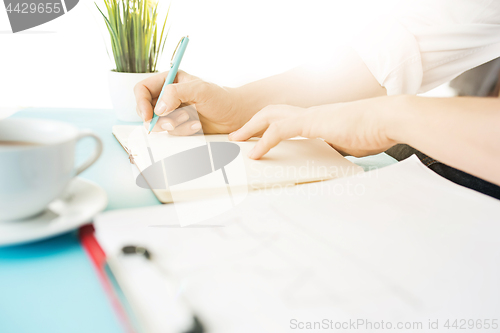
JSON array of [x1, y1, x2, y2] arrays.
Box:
[[385, 144, 500, 200]]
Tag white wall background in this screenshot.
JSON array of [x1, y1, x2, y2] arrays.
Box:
[[0, 0, 398, 109]]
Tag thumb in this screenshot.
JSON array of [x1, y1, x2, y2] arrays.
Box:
[[154, 80, 209, 116]]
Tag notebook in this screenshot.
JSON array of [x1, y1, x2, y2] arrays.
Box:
[[112, 125, 363, 203], [94, 156, 500, 333]]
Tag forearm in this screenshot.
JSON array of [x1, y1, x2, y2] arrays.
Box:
[[388, 96, 500, 186], [232, 46, 386, 117]]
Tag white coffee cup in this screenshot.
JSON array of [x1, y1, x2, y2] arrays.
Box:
[[0, 118, 103, 221]]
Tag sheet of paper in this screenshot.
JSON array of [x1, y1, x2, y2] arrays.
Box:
[[95, 156, 500, 333]]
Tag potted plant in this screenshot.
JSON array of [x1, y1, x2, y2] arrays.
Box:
[[96, 0, 169, 122]]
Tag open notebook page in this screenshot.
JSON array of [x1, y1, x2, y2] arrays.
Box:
[[112, 125, 363, 203]]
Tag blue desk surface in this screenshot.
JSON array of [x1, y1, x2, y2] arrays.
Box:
[[0, 108, 396, 333], [0, 108, 160, 333]]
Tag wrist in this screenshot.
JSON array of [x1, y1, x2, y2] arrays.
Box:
[[225, 86, 244, 111], [229, 85, 272, 118], [233, 80, 289, 113], [381, 95, 416, 146], [223, 86, 260, 130]]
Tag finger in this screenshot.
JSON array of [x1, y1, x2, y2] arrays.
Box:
[[156, 109, 190, 131], [143, 118, 165, 133], [154, 80, 210, 116], [229, 105, 297, 141], [135, 91, 154, 121], [134, 70, 196, 121], [175, 70, 198, 84], [166, 120, 203, 136], [247, 119, 302, 160], [137, 70, 195, 100], [229, 119, 269, 141], [134, 72, 170, 121], [143, 119, 158, 132], [229, 109, 276, 141], [144, 109, 191, 133]]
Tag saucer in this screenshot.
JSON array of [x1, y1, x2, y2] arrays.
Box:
[[0, 178, 107, 247]]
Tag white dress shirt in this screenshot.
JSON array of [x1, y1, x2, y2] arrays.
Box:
[[351, 0, 500, 95]]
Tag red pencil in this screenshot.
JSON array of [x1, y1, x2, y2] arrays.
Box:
[[79, 224, 136, 333]]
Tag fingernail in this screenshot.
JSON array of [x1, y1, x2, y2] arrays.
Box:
[[229, 130, 239, 140], [177, 113, 189, 123], [191, 122, 202, 131], [154, 101, 167, 115], [162, 123, 174, 131]]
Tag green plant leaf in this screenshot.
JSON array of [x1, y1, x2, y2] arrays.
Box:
[[96, 0, 171, 73]]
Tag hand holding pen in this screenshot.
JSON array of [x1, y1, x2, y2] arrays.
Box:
[[133, 38, 254, 136]]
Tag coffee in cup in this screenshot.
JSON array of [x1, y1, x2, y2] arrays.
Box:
[[0, 118, 103, 221]]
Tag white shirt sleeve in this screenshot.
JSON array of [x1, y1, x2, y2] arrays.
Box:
[[350, 0, 500, 95]]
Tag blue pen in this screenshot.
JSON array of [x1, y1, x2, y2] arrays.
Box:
[[148, 36, 190, 134]]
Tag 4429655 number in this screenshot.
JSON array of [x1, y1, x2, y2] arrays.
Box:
[[444, 319, 498, 330], [6, 2, 62, 14]]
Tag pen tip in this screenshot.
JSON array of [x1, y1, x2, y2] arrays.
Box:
[[148, 130, 151, 135]]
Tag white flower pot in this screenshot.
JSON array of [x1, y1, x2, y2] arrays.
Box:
[[108, 71, 157, 122]]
